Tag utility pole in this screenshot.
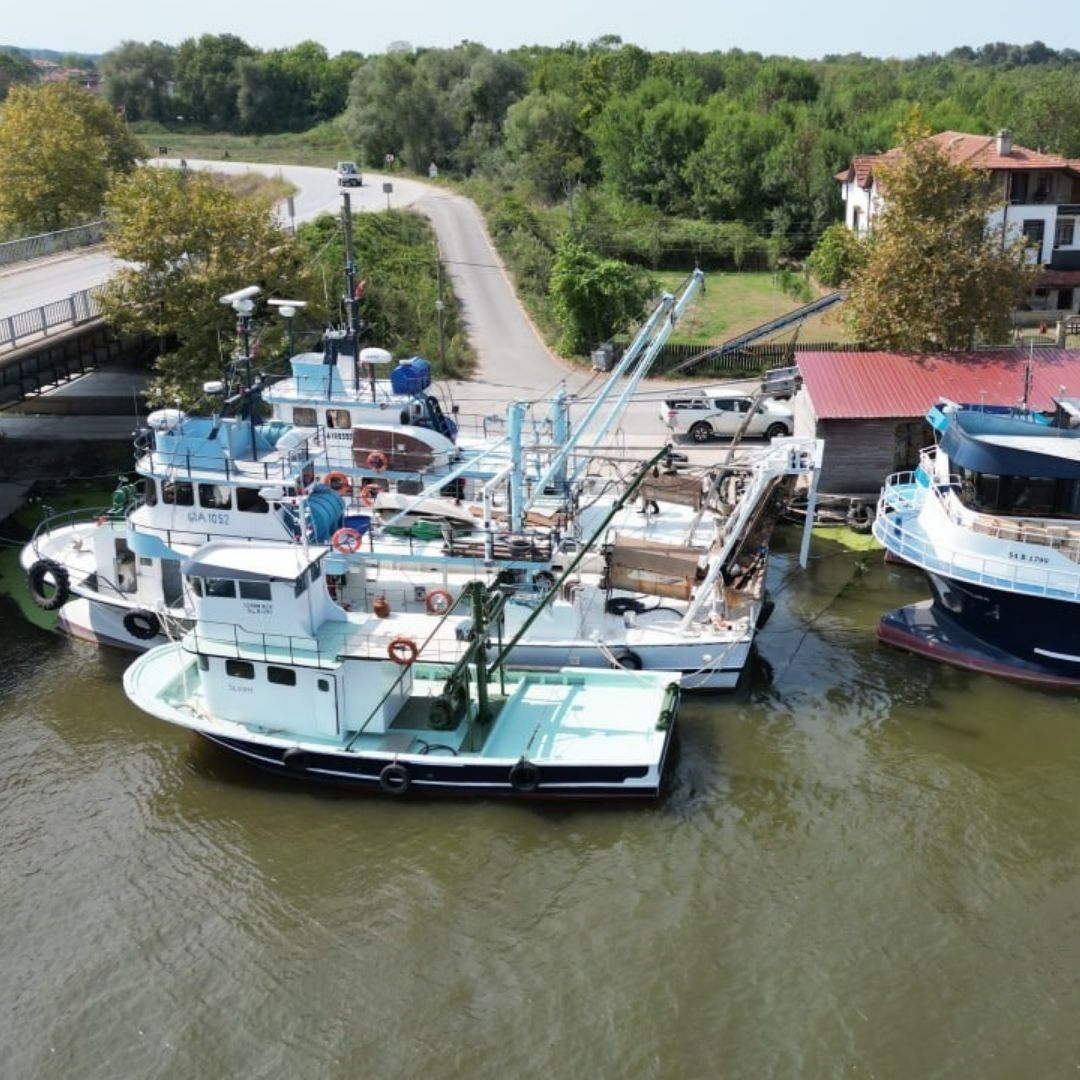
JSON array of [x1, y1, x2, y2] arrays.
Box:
[[435, 247, 445, 372]]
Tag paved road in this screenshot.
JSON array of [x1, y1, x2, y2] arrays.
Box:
[[0, 160, 751, 457]]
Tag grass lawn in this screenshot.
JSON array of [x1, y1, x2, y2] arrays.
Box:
[[653, 270, 856, 346], [134, 128, 354, 169]]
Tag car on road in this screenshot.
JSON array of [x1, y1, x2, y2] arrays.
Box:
[[661, 393, 794, 443], [337, 161, 363, 187]]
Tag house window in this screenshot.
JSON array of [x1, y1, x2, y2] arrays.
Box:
[[239, 580, 272, 601], [1033, 174, 1051, 202], [293, 407, 317, 426], [267, 666, 296, 686], [1056, 218, 1076, 248], [235, 487, 269, 514], [1023, 219, 1046, 247], [162, 480, 194, 506], [1010, 173, 1029, 202], [326, 408, 351, 429], [1059, 288, 1075, 311], [852, 207, 862, 234], [225, 659, 255, 679], [199, 483, 233, 509]]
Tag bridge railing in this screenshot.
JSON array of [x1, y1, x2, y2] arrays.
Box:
[[0, 221, 107, 268], [0, 286, 106, 351]]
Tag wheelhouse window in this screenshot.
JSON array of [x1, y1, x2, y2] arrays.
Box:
[[189, 577, 203, 596], [293, 407, 317, 427], [198, 654, 209, 671], [267, 666, 296, 686], [326, 408, 351, 429], [225, 659, 254, 679], [143, 479, 158, 507], [205, 578, 237, 599], [239, 580, 272, 601], [162, 480, 194, 506], [199, 484, 233, 510], [236, 487, 269, 514], [294, 574, 308, 598]]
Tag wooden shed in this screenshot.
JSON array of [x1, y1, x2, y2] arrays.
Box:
[[794, 348, 1080, 494]]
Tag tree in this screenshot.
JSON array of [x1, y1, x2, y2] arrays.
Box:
[[0, 82, 142, 234], [0, 49, 37, 102], [100, 167, 315, 405], [549, 238, 655, 354], [806, 222, 866, 286], [174, 33, 254, 129], [503, 91, 586, 199], [100, 40, 175, 123], [844, 118, 1038, 350]]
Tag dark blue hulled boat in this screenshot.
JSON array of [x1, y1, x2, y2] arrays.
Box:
[[873, 399, 1080, 686]]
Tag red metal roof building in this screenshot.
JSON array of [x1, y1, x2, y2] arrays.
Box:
[[794, 348, 1080, 492]]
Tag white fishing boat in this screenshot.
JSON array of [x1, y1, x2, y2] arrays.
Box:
[[123, 543, 680, 799]]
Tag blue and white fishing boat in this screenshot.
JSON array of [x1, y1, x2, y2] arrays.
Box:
[[874, 398, 1080, 685], [122, 542, 680, 799]]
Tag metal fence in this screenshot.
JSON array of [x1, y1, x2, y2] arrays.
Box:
[[0, 286, 106, 350], [649, 340, 867, 376], [0, 221, 107, 268]]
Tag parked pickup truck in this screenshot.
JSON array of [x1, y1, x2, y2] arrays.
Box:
[[336, 161, 363, 187], [661, 393, 794, 443]]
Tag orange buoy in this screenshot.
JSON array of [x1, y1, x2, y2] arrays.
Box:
[[322, 471, 352, 496], [360, 483, 383, 507], [425, 588, 453, 615], [366, 450, 388, 473], [331, 527, 364, 555], [387, 636, 418, 665]]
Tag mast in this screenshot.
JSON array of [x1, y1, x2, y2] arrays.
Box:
[[341, 193, 372, 399]]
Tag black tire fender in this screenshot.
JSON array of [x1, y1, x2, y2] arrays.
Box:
[[123, 609, 161, 641], [27, 559, 70, 612], [508, 759, 540, 793], [379, 762, 411, 795]]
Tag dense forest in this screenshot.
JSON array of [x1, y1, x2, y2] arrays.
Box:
[[5, 35, 1080, 263]]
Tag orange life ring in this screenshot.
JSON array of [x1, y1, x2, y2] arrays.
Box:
[[360, 483, 383, 507], [96, 516, 109, 526], [331, 527, 364, 554], [366, 450, 388, 473], [425, 588, 453, 615], [322, 471, 352, 496], [387, 636, 418, 666]]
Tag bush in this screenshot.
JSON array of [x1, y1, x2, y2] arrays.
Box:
[[807, 222, 865, 288]]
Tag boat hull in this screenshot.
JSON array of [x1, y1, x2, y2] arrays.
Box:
[[879, 586, 1080, 688], [198, 730, 675, 800]]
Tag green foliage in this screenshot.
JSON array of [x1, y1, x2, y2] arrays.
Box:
[[174, 34, 255, 129], [0, 82, 142, 234], [807, 222, 866, 287], [549, 239, 656, 354], [844, 118, 1038, 349], [295, 211, 470, 378], [100, 167, 315, 405], [503, 91, 585, 198], [100, 40, 175, 123], [0, 49, 38, 102]]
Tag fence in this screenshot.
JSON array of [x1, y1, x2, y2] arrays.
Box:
[[0, 221, 107, 268], [0, 286, 106, 351], [648, 340, 866, 377]]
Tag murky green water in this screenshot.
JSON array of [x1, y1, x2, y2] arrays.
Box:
[[4, 531, 1080, 1079]]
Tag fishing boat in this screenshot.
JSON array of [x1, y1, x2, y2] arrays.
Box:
[[874, 397, 1080, 685], [122, 543, 680, 799]]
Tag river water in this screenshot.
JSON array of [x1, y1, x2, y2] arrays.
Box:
[[4, 529, 1080, 1079]]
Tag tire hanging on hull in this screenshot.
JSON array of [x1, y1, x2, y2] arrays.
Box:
[[27, 559, 70, 611]]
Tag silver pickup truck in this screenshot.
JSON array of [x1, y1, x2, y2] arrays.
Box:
[[336, 161, 363, 187]]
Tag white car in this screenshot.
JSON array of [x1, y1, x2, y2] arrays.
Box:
[[337, 161, 363, 187], [661, 393, 794, 443]]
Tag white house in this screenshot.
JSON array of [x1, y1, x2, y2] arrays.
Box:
[[835, 130, 1080, 315]]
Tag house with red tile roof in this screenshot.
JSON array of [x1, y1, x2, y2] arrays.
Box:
[[835, 131, 1080, 316], [794, 347, 1080, 492]]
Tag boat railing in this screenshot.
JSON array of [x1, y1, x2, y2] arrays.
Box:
[[28, 504, 115, 557], [142, 432, 326, 483], [873, 491, 1080, 601], [881, 463, 1080, 562], [181, 620, 468, 667]]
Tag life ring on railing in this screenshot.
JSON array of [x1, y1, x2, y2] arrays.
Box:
[[366, 450, 388, 473], [360, 483, 383, 507], [322, 471, 352, 496], [425, 588, 453, 615], [846, 501, 874, 534], [508, 759, 540, 793], [123, 609, 161, 641], [379, 761, 411, 795], [387, 636, 418, 666], [331, 527, 364, 555], [26, 558, 70, 611]]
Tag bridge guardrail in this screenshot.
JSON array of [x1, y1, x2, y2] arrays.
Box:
[[0, 286, 106, 351], [0, 221, 107, 268]]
